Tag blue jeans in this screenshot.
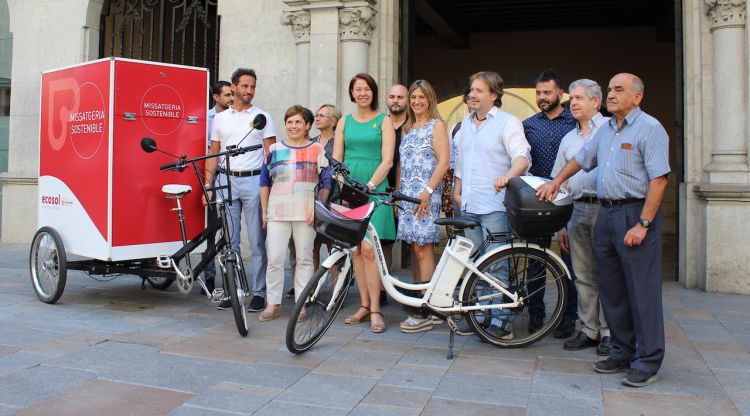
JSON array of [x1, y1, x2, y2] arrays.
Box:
[[463, 211, 512, 330], [217, 174, 267, 298]]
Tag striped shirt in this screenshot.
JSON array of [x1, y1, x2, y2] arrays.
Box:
[[551, 112, 608, 200], [575, 107, 670, 199]]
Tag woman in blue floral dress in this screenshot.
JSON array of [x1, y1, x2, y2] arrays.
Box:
[[396, 80, 450, 333]]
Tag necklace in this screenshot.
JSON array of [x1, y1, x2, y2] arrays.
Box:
[[475, 113, 487, 122]]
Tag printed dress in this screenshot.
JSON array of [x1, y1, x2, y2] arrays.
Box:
[[397, 119, 442, 245]]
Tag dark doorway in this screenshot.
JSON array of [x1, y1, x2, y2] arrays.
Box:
[[99, 0, 220, 85]]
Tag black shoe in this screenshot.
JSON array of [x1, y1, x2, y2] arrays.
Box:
[[483, 324, 513, 341], [248, 295, 265, 312], [553, 318, 576, 339], [379, 290, 388, 306], [622, 368, 658, 387], [217, 299, 231, 310], [596, 336, 612, 356], [593, 358, 630, 374], [285, 288, 295, 299], [528, 314, 544, 334], [563, 332, 598, 350]]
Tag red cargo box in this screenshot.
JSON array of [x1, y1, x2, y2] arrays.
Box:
[[39, 57, 208, 261]]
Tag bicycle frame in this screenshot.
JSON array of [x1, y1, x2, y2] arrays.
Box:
[[316, 209, 571, 315]]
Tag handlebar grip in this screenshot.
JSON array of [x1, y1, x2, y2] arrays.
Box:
[[159, 161, 180, 171], [393, 191, 422, 205]]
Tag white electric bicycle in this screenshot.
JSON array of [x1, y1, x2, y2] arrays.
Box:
[[285, 158, 572, 358]]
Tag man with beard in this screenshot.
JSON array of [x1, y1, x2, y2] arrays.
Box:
[[204, 68, 276, 312], [522, 70, 578, 339]]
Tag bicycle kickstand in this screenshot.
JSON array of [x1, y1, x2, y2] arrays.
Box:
[[445, 317, 459, 360]]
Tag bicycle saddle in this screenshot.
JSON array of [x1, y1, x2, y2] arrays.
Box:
[[434, 215, 480, 230], [162, 184, 192, 198]]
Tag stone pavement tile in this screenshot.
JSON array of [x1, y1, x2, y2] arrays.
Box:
[[714, 312, 750, 324], [360, 385, 432, 411], [13, 378, 192, 416], [341, 338, 414, 355], [722, 322, 750, 336], [526, 395, 604, 416], [692, 339, 748, 354], [681, 325, 735, 343], [0, 346, 16, 358], [167, 406, 238, 416], [256, 349, 329, 369], [433, 372, 531, 407], [313, 349, 401, 379], [449, 354, 534, 379], [349, 403, 421, 415], [109, 328, 189, 348], [398, 347, 454, 369], [662, 341, 713, 370], [0, 404, 14, 416], [701, 350, 750, 371], [20, 331, 111, 358], [0, 324, 67, 348], [0, 352, 48, 374], [181, 383, 276, 415], [737, 335, 750, 354], [274, 372, 376, 410], [150, 314, 229, 336], [0, 364, 97, 407], [712, 369, 750, 402], [420, 398, 525, 416], [531, 371, 603, 400], [600, 364, 727, 398], [49, 340, 160, 374], [161, 332, 276, 363], [535, 356, 597, 376], [413, 331, 468, 350], [734, 399, 750, 416], [356, 327, 427, 343], [253, 400, 349, 416], [223, 362, 309, 390], [603, 390, 741, 416], [378, 364, 447, 390], [663, 321, 691, 343]]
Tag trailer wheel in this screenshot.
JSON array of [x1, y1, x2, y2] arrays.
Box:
[[30, 227, 67, 304], [145, 276, 174, 290]]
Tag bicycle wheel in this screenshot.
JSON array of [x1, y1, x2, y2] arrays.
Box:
[[461, 246, 568, 348], [286, 256, 352, 354], [29, 227, 67, 304], [224, 259, 248, 336]]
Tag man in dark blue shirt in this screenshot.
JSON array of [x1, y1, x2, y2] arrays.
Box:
[[522, 70, 578, 339]]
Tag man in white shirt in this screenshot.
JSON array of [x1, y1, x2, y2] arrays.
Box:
[[551, 79, 611, 355], [453, 71, 531, 340], [204, 68, 277, 312]]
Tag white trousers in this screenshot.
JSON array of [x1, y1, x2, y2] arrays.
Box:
[[265, 220, 316, 305]]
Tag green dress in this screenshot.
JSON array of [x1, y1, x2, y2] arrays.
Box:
[[343, 113, 396, 242]]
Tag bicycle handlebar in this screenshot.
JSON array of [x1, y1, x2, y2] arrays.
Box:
[[323, 153, 422, 206], [158, 144, 264, 171]]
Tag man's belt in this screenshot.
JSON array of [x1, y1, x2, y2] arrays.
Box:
[[599, 198, 644, 208], [221, 169, 261, 177], [574, 195, 599, 204]]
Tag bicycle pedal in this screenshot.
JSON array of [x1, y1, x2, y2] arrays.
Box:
[[156, 255, 172, 268], [211, 288, 225, 302]]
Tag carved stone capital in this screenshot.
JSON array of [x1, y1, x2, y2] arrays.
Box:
[[281, 10, 311, 44], [339, 6, 377, 43], [705, 0, 746, 31]]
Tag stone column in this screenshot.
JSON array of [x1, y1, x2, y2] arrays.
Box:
[[307, 2, 341, 111], [338, 3, 377, 113], [282, 10, 311, 107], [705, 0, 748, 182]]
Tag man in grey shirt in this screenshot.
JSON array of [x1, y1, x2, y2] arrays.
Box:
[[538, 73, 670, 387]]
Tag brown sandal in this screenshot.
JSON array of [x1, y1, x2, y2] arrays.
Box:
[[345, 306, 370, 324], [370, 311, 386, 333]]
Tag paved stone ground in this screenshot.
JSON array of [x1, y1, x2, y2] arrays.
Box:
[[1, 243, 750, 415]]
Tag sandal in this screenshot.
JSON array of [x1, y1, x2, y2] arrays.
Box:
[[370, 311, 386, 333], [400, 315, 433, 333], [345, 306, 370, 324], [431, 315, 445, 325]]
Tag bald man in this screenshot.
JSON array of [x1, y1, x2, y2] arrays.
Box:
[[537, 73, 670, 387]]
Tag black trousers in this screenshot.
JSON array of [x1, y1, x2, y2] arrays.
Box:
[[595, 202, 664, 375]]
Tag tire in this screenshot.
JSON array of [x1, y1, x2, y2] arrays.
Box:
[[286, 257, 353, 354], [146, 276, 173, 290], [224, 260, 248, 336], [461, 246, 568, 348], [29, 227, 67, 304]]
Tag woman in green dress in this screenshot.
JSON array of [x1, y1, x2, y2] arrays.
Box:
[[333, 73, 396, 333]]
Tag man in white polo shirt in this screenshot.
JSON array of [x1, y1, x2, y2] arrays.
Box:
[[204, 68, 276, 312]]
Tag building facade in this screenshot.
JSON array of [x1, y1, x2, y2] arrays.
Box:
[[1, 0, 749, 294]]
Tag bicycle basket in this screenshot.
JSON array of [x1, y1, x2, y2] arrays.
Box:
[[314, 200, 373, 249]]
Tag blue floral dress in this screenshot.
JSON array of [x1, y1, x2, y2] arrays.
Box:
[[397, 119, 442, 245]]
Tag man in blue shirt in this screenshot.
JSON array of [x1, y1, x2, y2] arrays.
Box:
[[522, 70, 578, 339], [538, 73, 670, 388]]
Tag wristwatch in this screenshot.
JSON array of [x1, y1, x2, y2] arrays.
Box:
[[424, 185, 434, 195], [639, 218, 651, 228]]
